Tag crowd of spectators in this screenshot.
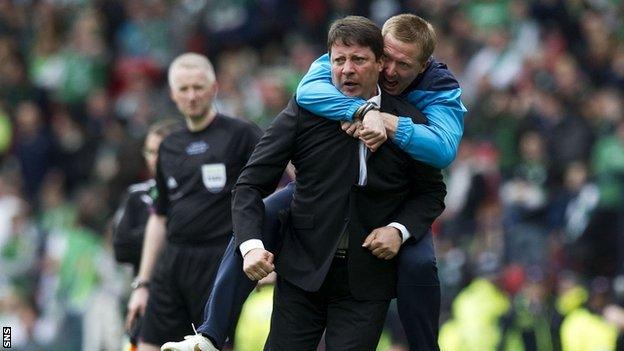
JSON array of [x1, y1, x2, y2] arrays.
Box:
[[0, 0, 623, 350]]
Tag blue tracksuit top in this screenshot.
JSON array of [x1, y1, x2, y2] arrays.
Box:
[[296, 53, 467, 169]]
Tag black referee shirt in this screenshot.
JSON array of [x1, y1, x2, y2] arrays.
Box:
[[154, 114, 261, 245]]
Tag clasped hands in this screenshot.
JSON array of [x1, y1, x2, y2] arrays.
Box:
[[341, 109, 387, 151], [242, 226, 401, 281]]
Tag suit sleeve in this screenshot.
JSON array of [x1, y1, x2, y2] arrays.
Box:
[[391, 166, 447, 243], [232, 98, 299, 248]]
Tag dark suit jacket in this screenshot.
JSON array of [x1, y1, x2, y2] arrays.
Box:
[[232, 92, 446, 300]]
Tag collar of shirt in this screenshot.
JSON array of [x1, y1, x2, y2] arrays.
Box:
[[368, 85, 381, 107]]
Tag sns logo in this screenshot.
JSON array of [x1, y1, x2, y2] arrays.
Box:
[[2, 327, 10, 348]]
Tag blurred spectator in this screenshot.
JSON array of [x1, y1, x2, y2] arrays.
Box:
[[441, 140, 499, 240], [551, 55, 589, 112], [113, 59, 162, 136], [54, 9, 108, 105], [591, 102, 624, 204], [606, 43, 624, 89], [83, 88, 113, 141], [246, 69, 290, 129], [40, 184, 121, 350], [521, 90, 595, 185], [461, 27, 524, 104], [465, 89, 523, 175], [439, 272, 510, 351], [550, 162, 600, 269], [28, 2, 64, 93], [587, 118, 624, 277], [552, 271, 589, 348], [13, 101, 55, 201], [0, 168, 24, 249], [501, 131, 550, 268], [37, 170, 76, 236], [0, 200, 42, 297], [115, 0, 172, 68], [0, 53, 49, 113], [560, 277, 621, 351], [0, 103, 11, 160], [498, 266, 556, 351], [50, 106, 97, 195]]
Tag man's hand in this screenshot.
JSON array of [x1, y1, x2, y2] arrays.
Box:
[[243, 248, 275, 281], [360, 109, 387, 152], [380, 112, 399, 139], [125, 287, 149, 331], [362, 226, 402, 260], [341, 120, 363, 138]]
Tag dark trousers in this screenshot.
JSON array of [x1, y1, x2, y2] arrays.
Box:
[[197, 182, 441, 350], [397, 232, 441, 351], [266, 258, 389, 351], [196, 182, 294, 346]]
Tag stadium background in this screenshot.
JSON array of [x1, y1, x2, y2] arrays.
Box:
[[0, 0, 623, 349]]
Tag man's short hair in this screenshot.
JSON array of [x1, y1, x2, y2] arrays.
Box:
[[327, 16, 383, 60], [168, 53, 216, 88], [382, 14, 436, 65]]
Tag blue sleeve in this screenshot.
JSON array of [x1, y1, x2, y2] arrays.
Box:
[[297, 54, 467, 169], [393, 88, 466, 169], [296, 54, 365, 121]]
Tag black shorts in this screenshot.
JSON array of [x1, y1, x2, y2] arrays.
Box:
[[140, 240, 228, 345]]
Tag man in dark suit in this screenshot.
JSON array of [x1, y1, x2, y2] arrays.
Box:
[[232, 16, 446, 350]]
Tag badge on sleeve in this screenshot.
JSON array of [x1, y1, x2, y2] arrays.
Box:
[[201, 163, 227, 193]]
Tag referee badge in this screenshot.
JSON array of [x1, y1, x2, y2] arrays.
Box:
[[201, 163, 227, 193]]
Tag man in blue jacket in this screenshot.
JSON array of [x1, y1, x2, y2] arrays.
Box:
[[162, 14, 465, 351]]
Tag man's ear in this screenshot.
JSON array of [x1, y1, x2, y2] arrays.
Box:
[[211, 81, 219, 98], [417, 59, 429, 75]]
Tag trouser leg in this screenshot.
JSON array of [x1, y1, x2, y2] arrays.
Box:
[[197, 183, 295, 347], [396, 232, 441, 351]]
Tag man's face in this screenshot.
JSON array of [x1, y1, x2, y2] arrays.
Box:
[[380, 33, 427, 95], [330, 42, 383, 99], [143, 133, 163, 177], [169, 67, 216, 121]]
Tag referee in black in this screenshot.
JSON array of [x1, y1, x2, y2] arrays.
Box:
[[125, 52, 262, 351]]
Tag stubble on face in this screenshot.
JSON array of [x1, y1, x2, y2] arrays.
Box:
[[169, 67, 216, 122], [330, 42, 383, 100], [380, 34, 425, 96]]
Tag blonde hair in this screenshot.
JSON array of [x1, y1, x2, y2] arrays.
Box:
[[168, 52, 216, 88], [382, 14, 436, 65]]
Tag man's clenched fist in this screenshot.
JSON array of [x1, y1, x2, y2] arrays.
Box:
[[362, 226, 402, 260], [243, 248, 275, 281]]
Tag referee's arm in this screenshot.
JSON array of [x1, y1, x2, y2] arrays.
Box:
[[136, 213, 167, 286], [125, 213, 166, 330]]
